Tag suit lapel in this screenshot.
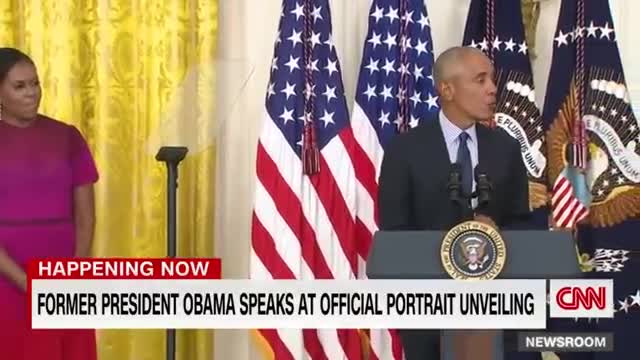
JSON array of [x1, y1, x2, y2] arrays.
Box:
[[476, 124, 493, 173], [424, 118, 450, 169]]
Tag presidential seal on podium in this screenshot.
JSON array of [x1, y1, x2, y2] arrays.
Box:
[[440, 220, 506, 280]]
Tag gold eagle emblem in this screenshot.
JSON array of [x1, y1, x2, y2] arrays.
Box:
[[547, 74, 640, 228], [459, 236, 490, 271]]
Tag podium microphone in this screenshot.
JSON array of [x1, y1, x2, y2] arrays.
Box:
[[474, 164, 492, 208]]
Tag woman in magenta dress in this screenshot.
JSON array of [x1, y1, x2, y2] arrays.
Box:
[[0, 48, 99, 359]]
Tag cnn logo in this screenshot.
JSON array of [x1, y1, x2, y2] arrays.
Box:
[[549, 279, 614, 318]]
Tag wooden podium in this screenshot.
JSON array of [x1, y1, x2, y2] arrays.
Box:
[[365, 228, 582, 360]]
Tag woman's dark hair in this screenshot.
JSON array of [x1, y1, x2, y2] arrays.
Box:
[[0, 47, 34, 83]]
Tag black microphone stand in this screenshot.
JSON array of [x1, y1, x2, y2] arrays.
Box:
[[456, 194, 475, 224], [474, 168, 493, 217], [155, 146, 188, 360]]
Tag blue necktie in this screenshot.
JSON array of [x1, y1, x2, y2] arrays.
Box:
[[457, 131, 472, 200]]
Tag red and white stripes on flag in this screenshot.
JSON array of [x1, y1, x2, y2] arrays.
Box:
[[251, 116, 363, 360], [551, 174, 589, 228], [350, 105, 405, 360], [250, 0, 363, 359]]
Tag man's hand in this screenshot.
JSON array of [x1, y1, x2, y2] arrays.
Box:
[[474, 214, 498, 229]]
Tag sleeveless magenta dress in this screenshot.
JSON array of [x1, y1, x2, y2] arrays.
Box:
[[0, 115, 99, 360]]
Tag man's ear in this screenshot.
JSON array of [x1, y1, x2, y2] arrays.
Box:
[[438, 81, 454, 102]]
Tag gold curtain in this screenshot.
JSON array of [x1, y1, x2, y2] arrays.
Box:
[[0, 1, 218, 360]]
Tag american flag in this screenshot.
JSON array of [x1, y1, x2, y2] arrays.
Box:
[[543, 1, 640, 359], [250, 0, 363, 359], [350, 0, 438, 359]]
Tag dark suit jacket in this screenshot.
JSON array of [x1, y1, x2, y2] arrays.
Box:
[[378, 113, 530, 231]]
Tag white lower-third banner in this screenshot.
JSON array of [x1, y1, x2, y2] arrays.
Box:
[[31, 279, 547, 329]]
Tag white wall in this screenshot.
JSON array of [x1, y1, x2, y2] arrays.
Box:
[[213, 1, 640, 359]]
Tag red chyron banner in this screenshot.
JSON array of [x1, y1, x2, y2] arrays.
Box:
[[549, 279, 614, 318], [26, 258, 221, 330], [27, 258, 222, 280]]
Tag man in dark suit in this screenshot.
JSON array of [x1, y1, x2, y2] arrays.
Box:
[[377, 46, 530, 359]]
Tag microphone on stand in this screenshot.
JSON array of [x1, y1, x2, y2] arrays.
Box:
[[447, 163, 463, 204], [474, 164, 492, 211]]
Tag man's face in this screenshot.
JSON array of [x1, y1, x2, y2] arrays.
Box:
[[447, 52, 497, 122]]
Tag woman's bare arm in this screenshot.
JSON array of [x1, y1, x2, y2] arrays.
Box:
[[73, 184, 95, 258], [0, 247, 26, 291]]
